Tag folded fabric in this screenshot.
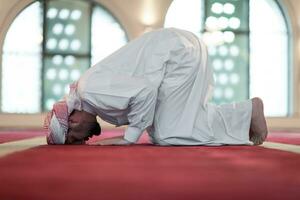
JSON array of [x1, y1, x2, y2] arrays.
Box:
[[44, 100, 69, 144]]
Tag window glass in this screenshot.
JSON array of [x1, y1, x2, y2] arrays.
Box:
[[164, 0, 203, 36], [2, 2, 42, 113], [91, 6, 127, 65], [249, 0, 289, 116]]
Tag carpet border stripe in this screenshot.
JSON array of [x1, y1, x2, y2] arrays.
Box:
[[0, 136, 46, 158], [262, 141, 300, 154]]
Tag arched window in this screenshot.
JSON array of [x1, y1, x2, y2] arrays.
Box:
[[1, 0, 128, 113], [165, 0, 291, 117]]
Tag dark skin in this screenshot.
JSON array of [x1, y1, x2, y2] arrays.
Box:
[[65, 110, 97, 144], [249, 97, 268, 145]]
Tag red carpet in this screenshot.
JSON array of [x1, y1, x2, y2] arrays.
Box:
[[87, 130, 150, 144], [0, 130, 45, 144], [0, 130, 300, 200], [266, 132, 300, 145]]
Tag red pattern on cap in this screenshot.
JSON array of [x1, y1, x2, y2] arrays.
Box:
[[44, 100, 69, 144]]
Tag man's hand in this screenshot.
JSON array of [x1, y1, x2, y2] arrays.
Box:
[[91, 136, 132, 146]]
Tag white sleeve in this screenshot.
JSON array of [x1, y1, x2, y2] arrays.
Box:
[[123, 85, 157, 143], [78, 71, 158, 143]]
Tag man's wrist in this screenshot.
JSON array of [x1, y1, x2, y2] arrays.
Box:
[[124, 126, 143, 143]]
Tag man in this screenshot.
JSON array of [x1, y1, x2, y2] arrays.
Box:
[[44, 28, 268, 146]]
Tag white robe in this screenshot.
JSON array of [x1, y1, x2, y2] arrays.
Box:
[[67, 28, 252, 145]]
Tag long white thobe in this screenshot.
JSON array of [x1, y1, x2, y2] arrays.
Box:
[[66, 28, 252, 145]]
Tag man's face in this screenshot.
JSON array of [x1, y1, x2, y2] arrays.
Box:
[[65, 111, 93, 144]]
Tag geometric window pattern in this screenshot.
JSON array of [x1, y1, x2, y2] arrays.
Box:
[[165, 0, 290, 116], [1, 0, 128, 113], [43, 0, 91, 111], [204, 0, 249, 104]]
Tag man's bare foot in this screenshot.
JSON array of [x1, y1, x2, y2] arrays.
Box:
[[250, 97, 268, 145]]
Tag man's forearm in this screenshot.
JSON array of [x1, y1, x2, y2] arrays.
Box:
[[92, 136, 132, 145]]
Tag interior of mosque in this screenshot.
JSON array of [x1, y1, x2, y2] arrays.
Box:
[[0, 0, 300, 131], [1, 2, 300, 200]]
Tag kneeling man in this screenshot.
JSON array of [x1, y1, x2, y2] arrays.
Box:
[[44, 28, 268, 146]]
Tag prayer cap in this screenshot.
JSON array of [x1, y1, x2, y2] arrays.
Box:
[[44, 100, 69, 144]]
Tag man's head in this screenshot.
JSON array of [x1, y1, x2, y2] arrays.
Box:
[[65, 110, 101, 144], [44, 100, 101, 145]]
